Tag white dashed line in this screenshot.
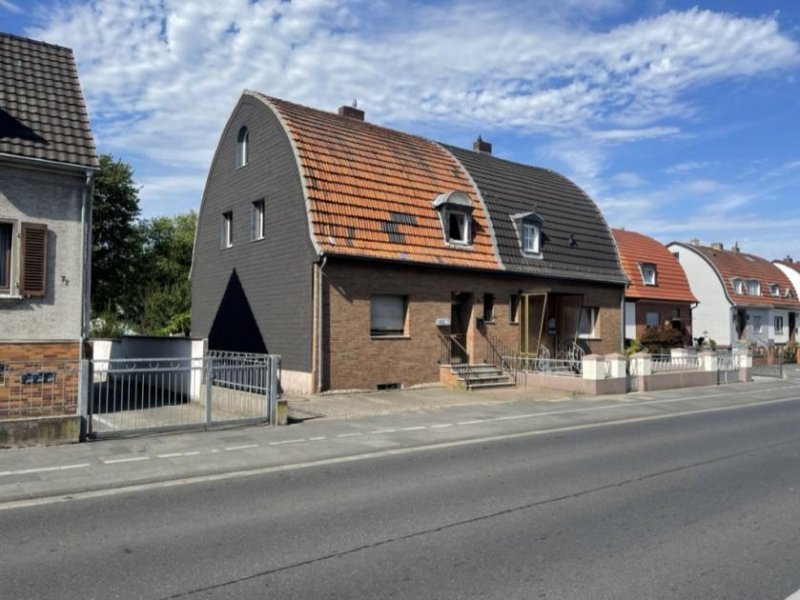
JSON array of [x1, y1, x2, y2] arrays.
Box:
[[269, 439, 306, 446], [103, 456, 150, 465], [308, 436, 327, 441], [371, 429, 397, 434], [157, 451, 201, 459], [431, 423, 454, 429], [0, 463, 91, 477], [457, 419, 487, 425], [337, 433, 362, 438], [224, 444, 258, 451], [400, 426, 426, 431], [493, 414, 534, 421]]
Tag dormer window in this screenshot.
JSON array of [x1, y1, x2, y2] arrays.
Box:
[[746, 279, 760, 296], [237, 126, 249, 168], [732, 278, 745, 295], [432, 191, 473, 246], [511, 212, 543, 257], [769, 284, 780, 297], [640, 263, 657, 286]]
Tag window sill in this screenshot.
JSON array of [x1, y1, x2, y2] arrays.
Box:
[[0, 294, 23, 301], [445, 241, 473, 249], [250, 237, 265, 243], [370, 335, 411, 340]]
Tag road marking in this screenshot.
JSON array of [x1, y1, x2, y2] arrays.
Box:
[[308, 436, 327, 441], [0, 463, 91, 477], [5, 393, 799, 511], [157, 452, 201, 459], [457, 419, 487, 425], [431, 423, 454, 429], [224, 444, 258, 451], [337, 433, 362, 438], [268, 439, 305, 446], [400, 426, 426, 431], [370, 429, 397, 434], [102, 456, 150, 465]]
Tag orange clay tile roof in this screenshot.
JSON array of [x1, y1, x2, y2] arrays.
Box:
[[611, 229, 696, 303], [677, 243, 800, 309], [255, 93, 500, 271]]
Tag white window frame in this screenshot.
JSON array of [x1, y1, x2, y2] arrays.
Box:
[[251, 199, 265, 241], [775, 316, 784, 335], [746, 280, 760, 296], [446, 208, 471, 245], [237, 126, 249, 168], [640, 263, 657, 286], [522, 223, 540, 254], [370, 294, 408, 337], [733, 278, 745, 295], [432, 191, 473, 247], [770, 284, 780, 297], [578, 307, 598, 339], [0, 220, 15, 296], [221, 211, 233, 249]]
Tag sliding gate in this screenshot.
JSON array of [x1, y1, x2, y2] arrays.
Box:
[[83, 352, 280, 439]]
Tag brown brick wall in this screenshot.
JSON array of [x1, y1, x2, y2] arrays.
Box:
[[634, 301, 693, 342], [323, 261, 623, 391], [0, 342, 80, 417]]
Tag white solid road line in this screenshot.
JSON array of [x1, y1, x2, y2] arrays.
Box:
[[3, 393, 800, 511], [102, 456, 150, 465], [0, 463, 91, 477], [337, 433, 363, 438], [157, 451, 201, 459], [224, 444, 258, 451]]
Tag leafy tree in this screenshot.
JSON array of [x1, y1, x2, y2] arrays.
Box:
[[91, 154, 143, 325]]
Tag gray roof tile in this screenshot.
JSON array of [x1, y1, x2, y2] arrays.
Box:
[[446, 145, 627, 284], [0, 33, 99, 169]]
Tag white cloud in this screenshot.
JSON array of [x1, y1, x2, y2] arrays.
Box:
[[611, 172, 647, 188], [0, 0, 21, 13], [664, 161, 714, 174]]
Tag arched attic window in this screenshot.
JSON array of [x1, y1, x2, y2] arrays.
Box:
[[237, 126, 249, 168], [511, 211, 543, 257], [432, 191, 473, 245]]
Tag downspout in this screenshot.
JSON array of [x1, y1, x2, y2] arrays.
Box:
[[80, 169, 96, 360], [316, 254, 327, 393], [620, 291, 625, 352]]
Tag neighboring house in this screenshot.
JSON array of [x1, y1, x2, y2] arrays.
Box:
[[191, 93, 627, 394], [0, 33, 98, 415], [773, 257, 800, 341], [611, 228, 696, 344], [667, 241, 800, 348]]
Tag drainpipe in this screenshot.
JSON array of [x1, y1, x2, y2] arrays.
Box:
[[620, 290, 625, 352], [79, 169, 96, 360], [316, 254, 327, 393]]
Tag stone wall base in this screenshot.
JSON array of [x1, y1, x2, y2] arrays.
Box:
[[0, 415, 81, 447]]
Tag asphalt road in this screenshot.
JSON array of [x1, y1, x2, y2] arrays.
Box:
[[4, 393, 800, 599]]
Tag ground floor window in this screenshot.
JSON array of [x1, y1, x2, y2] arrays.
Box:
[[578, 307, 598, 339], [775, 316, 784, 335], [645, 311, 660, 328], [752, 315, 762, 333], [509, 295, 520, 324], [483, 293, 494, 322], [370, 294, 407, 337]]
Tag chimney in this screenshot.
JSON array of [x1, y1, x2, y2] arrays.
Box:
[[690, 238, 701, 247], [710, 242, 724, 251], [473, 135, 492, 154], [338, 100, 365, 121], [732, 241, 740, 253], [786, 255, 794, 263]]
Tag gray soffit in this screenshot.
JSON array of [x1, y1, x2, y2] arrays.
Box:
[[0, 33, 99, 169], [446, 145, 627, 285]]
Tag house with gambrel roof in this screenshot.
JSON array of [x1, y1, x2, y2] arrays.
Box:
[[191, 93, 627, 394], [774, 257, 800, 341], [668, 241, 800, 348], [612, 229, 696, 344], [0, 33, 98, 420]]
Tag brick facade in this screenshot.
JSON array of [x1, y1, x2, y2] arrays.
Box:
[[0, 342, 81, 417], [323, 260, 623, 391], [634, 300, 693, 342]]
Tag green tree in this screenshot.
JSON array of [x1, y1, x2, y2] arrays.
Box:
[[91, 154, 143, 326], [137, 212, 197, 335]]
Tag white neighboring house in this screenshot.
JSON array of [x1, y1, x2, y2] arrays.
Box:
[[774, 257, 800, 342], [667, 241, 800, 348]]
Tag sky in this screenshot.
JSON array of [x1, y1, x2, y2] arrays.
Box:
[[2, 0, 799, 260]]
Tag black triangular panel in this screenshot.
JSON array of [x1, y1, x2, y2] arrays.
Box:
[[208, 270, 267, 353]]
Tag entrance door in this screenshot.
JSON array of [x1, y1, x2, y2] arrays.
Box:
[[735, 308, 747, 340], [790, 312, 797, 342], [450, 292, 471, 364], [520, 293, 547, 356]]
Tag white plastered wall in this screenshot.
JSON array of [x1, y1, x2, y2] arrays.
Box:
[[624, 301, 637, 340]]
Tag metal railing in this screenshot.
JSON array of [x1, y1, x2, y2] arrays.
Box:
[[484, 332, 518, 384], [503, 355, 582, 377], [0, 360, 80, 418], [85, 354, 280, 438]]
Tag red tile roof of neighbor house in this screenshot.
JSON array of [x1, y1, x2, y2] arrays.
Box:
[[254, 93, 500, 271], [612, 229, 696, 303], [775, 259, 800, 275], [678, 243, 800, 309]]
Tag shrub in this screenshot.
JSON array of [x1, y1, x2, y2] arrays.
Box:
[[784, 341, 799, 364], [639, 325, 685, 354]]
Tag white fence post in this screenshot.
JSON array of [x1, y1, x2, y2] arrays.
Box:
[[269, 356, 280, 426], [582, 355, 604, 381], [606, 353, 627, 379], [205, 358, 213, 426], [699, 350, 717, 372], [631, 352, 652, 376]]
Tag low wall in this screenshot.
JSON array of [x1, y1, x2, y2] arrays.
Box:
[[635, 370, 717, 392], [0, 415, 81, 447]]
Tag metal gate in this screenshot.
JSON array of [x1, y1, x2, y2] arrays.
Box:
[[751, 347, 783, 378], [81, 352, 280, 439]]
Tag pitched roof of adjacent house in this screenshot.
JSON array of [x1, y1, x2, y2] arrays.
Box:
[[447, 145, 627, 284], [252, 92, 500, 271], [611, 228, 696, 302], [775, 258, 800, 275], [672, 242, 800, 309], [0, 33, 99, 169]]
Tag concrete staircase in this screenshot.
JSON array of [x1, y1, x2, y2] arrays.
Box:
[[450, 363, 515, 390]]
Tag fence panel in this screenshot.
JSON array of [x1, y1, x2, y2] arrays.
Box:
[[86, 354, 280, 438]]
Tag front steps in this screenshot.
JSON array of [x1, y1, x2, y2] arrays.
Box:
[[449, 363, 515, 390]]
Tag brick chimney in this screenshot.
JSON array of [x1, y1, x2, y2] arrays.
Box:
[[473, 135, 492, 154], [338, 101, 365, 121], [710, 242, 724, 251], [732, 241, 740, 253]]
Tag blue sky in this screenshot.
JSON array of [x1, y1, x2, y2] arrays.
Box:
[[2, 0, 799, 260]]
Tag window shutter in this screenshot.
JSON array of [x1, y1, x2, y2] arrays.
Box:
[[20, 222, 47, 297]]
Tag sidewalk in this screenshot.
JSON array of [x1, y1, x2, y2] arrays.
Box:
[[1, 377, 799, 508]]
